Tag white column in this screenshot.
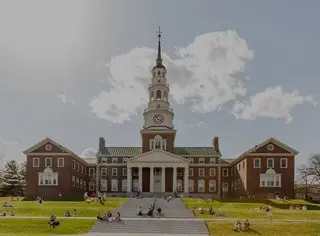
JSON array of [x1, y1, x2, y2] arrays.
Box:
[[184, 167, 189, 193], [161, 166, 166, 192], [127, 167, 132, 192], [172, 167, 177, 192], [150, 167, 154, 192], [138, 166, 143, 192]]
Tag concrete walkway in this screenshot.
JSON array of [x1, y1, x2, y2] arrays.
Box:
[[2, 215, 320, 223]]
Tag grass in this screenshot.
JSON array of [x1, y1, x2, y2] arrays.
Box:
[[182, 198, 320, 220], [0, 218, 95, 235], [207, 221, 320, 236], [0, 197, 127, 217]]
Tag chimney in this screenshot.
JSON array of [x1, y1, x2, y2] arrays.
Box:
[[99, 137, 105, 153], [213, 136, 220, 152]]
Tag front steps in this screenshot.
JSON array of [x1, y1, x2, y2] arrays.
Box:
[[90, 219, 209, 235]]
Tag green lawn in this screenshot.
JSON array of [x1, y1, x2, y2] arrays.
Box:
[[0, 218, 95, 235], [207, 221, 320, 236], [0, 197, 127, 217], [183, 198, 320, 220]]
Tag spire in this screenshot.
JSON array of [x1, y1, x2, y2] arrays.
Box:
[[154, 26, 165, 69]]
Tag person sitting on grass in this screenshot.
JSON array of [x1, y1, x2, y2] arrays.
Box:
[[48, 214, 60, 228], [0, 211, 6, 216], [233, 219, 242, 232], [137, 205, 143, 216], [9, 211, 14, 216], [198, 208, 205, 214], [73, 209, 78, 217], [3, 201, 13, 207], [65, 210, 71, 217], [208, 206, 215, 215], [107, 211, 112, 222], [97, 213, 103, 220], [243, 219, 250, 230], [157, 206, 162, 215]]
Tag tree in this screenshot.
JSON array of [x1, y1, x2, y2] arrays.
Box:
[[296, 165, 317, 200], [0, 160, 26, 196], [18, 161, 27, 196], [307, 154, 320, 183]]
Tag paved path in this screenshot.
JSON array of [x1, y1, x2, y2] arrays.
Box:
[[2, 215, 320, 223]]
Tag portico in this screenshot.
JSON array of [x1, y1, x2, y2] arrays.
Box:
[[126, 149, 189, 193]]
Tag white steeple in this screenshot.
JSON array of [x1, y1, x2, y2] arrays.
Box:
[[142, 27, 174, 130]]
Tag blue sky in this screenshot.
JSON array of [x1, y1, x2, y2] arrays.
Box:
[[0, 0, 319, 169]]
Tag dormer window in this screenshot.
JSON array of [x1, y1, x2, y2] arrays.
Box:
[[150, 135, 167, 150]]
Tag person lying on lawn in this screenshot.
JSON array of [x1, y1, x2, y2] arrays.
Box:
[[65, 210, 71, 217]]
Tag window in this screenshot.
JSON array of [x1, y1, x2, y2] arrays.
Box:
[[188, 179, 194, 192], [198, 179, 205, 192], [209, 180, 216, 192], [89, 182, 95, 191], [156, 90, 161, 99], [260, 169, 281, 187], [101, 179, 107, 191], [45, 158, 52, 167], [83, 181, 86, 190], [72, 176, 75, 186], [57, 157, 64, 167], [209, 168, 215, 177], [101, 158, 107, 163], [155, 168, 161, 176], [38, 168, 58, 186], [72, 160, 75, 169], [80, 179, 83, 189], [198, 168, 204, 177], [84, 168, 86, 175], [122, 168, 127, 176], [189, 158, 194, 164], [280, 158, 288, 168], [254, 158, 261, 168], [89, 168, 95, 177], [199, 158, 205, 164], [231, 167, 233, 176], [112, 168, 118, 176], [177, 179, 183, 191], [149, 135, 167, 150], [222, 183, 229, 192], [111, 179, 118, 191], [33, 158, 39, 167], [210, 158, 216, 164], [122, 179, 127, 192], [189, 168, 193, 176], [234, 180, 237, 190], [222, 168, 228, 177], [76, 177, 79, 188], [177, 168, 182, 177], [77, 162, 80, 171], [101, 168, 107, 176], [242, 161, 245, 168], [231, 182, 234, 191], [123, 158, 128, 163], [112, 158, 118, 164], [238, 163, 241, 171], [238, 179, 241, 189], [81, 165, 83, 173], [267, 158, 274, 168]]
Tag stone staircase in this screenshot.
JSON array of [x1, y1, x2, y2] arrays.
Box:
[[90, 219, 209, 235], [116, 197, 194, 218], [89, 198, 209, 235]]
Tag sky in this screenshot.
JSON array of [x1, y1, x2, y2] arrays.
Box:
[[0, 0, 319, 170]]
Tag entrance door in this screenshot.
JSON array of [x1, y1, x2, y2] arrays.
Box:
[[154, 180, 161, 192], [133, 179, 139, 192]]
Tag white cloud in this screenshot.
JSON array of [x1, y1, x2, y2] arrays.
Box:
[[232, 86, 317, 123], [81, 148, 97, 158], [0, 137, 18, 145], [57, 93, 75, 105], [89, 30, 254, 124]]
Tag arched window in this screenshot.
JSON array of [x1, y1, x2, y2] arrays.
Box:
[[164, 91, 168, 101], [156, 90, 161, 99], [149, 135, 167, 150], [150, 91, 154, 101]]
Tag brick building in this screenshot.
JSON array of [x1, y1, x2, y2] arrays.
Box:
[[23, 32, 298, 199]]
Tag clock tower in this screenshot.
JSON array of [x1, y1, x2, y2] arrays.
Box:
[[141, 27, 176, 153]]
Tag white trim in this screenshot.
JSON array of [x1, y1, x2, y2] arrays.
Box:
[[280, 158, 288, 168], [246, 153, 294, 157], [111, 179, 118, 192], [189, 168, 194, 176], [45, 157, 52, 167], [222, 168, 229, 177], [197, 179, 205, 192], [33, 157, 40, 167], [57, 157, 64, 167], [267, 158, 274, 168], [38, 172, 58, 186], [101, 167, 107, 176], [260, 172, 281, 187], [253, 158, 261, 168], [127, 149, 189, 164], [199, 158, 205, 164], [222, 182, 229, 192], [112, 158, 118, 164], [198, 168, 204, 177], [209, 168, 215, 177]]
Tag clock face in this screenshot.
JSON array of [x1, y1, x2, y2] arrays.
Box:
[[153, 114, 164, 124]]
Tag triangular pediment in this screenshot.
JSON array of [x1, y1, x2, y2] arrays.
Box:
[[127, 149, 189, 163], [245, 137, 298, 155], [23, 137, 71, 154]]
